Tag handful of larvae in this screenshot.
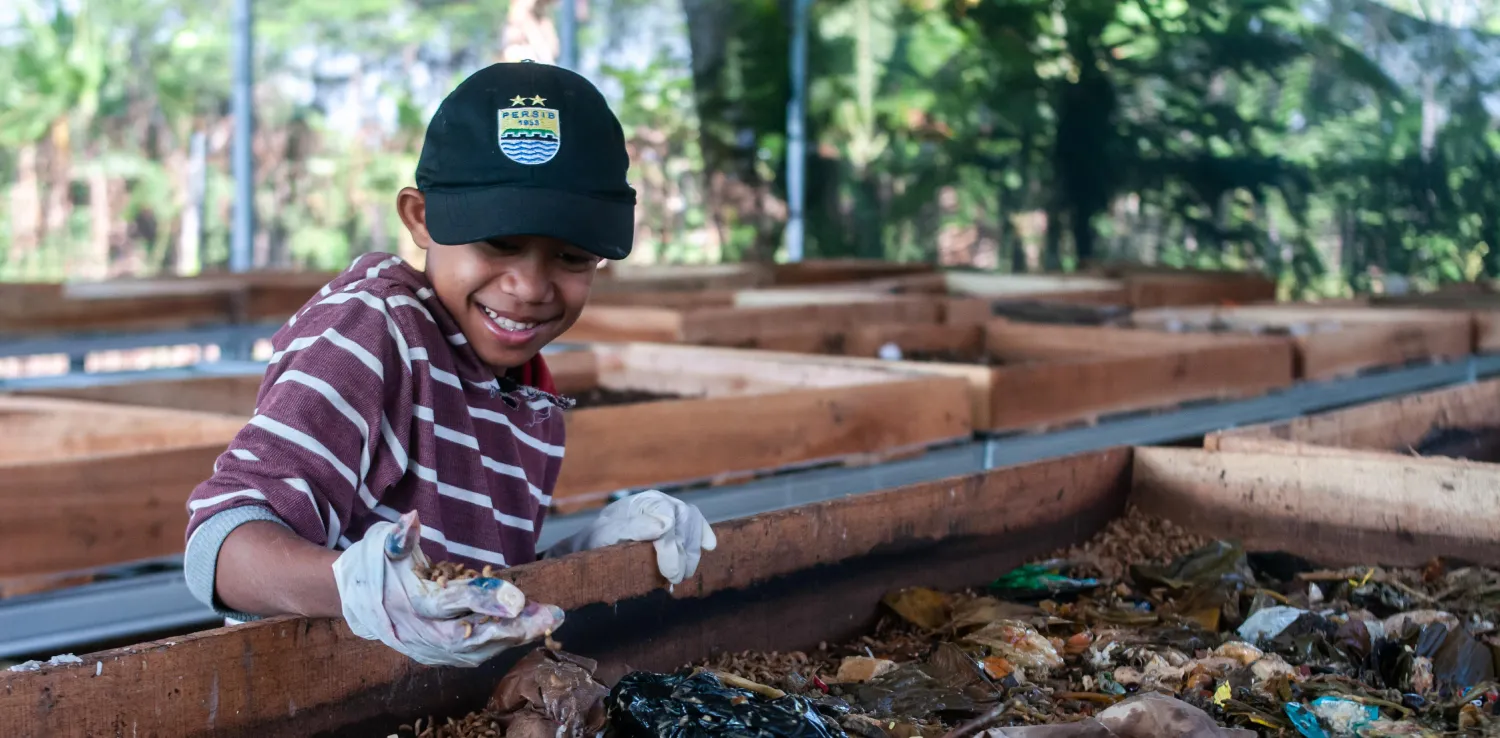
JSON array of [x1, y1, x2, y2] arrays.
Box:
[[415, 560, 562, 650], [414, 559, 498, 588]]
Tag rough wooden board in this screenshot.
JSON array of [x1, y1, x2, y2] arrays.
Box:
[[1479, 312, 1500, 353], [940, 272, 1126, 301], [0, 288, 240, 335], [596, 261, 772, 290], [563, 305, 688, 343], [842, 323, 986, 358], [976, 320, 1293, 427], [542, 348, 600, 395], [1205, 377, 1500, 455], [1132, 446, 1500, 568], [562, 300, 945, 346], [1130, 305, 1474, 379], [0, 449, 1130, 738], [0, 272, 326, 335], [17, 375, 267, 416], [0, 396, 243, 463], [553, 376, 972, 511], [770, 259, 935, 285], [0, 443, 226, 577], [586, 289, 738, 309], [1367, 294, 1500, 353], [686, 321, 1292, 432], [1123, 272, 1277, 309], [1201, 436, 1407, 461], [1296, 315, 1471, 379], [67, 271, 331, 321], [0, 397, 242, 577], [985, 340, 1291, 433]]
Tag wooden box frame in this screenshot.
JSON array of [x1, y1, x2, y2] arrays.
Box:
[[0, 272, 330, 335], [1204, 376, 1500, 460], [670, 319, 1294, 433], [1129, 304, 1473, 379], [1357, 292, 1500, 353], [17, 344, 974, 514], [5, 442, 1494, 736], [0, 397, 243, 580], [562, 297, 952, 345]]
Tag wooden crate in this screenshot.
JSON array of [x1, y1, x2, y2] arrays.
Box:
[[17, 345, 973, 514], [6, 442, 1495, 737], [550, 343, 971, 510], [15, 372, 267, 416], [595, 262, 773, 293], [1129, 304, 1473, 379], [1084, 262, 1278, 308], [69, 270, 335, 322], [594, 259, 930, 291], [562, 296, 951, 345], [1204, 377, 1500, 459], [1358, 292, 1500, 353], [0, 271, 329, 335], [671, 319, 1294, 433], [587, 271, 1130, 324], [0, 397, 243, 580], [770, 258, 934, 285], [0, 281, 239, 335]]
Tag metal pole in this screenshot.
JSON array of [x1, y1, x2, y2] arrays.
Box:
[[558, 0, 579, 71], [784, 0, 811, 263], [229, 0, 255, 273]]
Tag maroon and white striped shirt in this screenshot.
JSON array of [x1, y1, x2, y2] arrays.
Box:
[[183, 253, 567, 617]]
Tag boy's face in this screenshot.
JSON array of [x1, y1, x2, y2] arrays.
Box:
[[398, 188, 599, 373]]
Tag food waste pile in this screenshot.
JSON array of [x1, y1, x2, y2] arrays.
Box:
[[388, 509, 1500, 738]]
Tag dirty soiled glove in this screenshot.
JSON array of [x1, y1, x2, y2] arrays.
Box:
[[333, 511, 564, 667], [546, 490, 717, 584]]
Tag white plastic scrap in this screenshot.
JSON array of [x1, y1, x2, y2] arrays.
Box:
[[1237, 606, 1307, 643], [877, 342, 904, 361], [7, 653, 83, 672]]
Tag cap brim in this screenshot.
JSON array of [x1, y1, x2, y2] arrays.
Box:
[[424, 185, 634, 260]]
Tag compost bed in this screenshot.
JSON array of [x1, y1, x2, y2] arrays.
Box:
[[8, 446, 1498, 738], [20, 343, 973, 514], [746, 320, 1293, 433], [1129, 306, 1474, 380], [387, 507, 1500, 738]]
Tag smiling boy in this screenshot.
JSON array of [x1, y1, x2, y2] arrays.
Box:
[[182, 62, 715, 667]]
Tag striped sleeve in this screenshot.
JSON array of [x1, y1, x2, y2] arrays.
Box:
[[183, 286, 416, 615]]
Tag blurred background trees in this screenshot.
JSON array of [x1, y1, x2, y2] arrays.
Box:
[[2, 0, 1499, 298]]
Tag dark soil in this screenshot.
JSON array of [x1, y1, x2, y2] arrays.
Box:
[[990, 301, 1131, 327], [1411, 425, 1500, 463], [566, 387, 685, 409], [902, 349, 998, 365]]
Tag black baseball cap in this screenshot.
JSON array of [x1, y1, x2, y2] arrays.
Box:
[[416, 61, 637, 260]]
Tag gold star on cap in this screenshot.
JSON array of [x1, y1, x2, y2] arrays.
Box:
[[510, 95, 527, 106], [530, 95, 547, 106]]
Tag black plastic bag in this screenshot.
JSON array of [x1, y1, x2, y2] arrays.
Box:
[[608, 669, 847, 738]]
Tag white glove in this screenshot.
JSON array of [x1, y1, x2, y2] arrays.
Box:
[[333, 511, 564, 667], [546, 490, 717, 584]]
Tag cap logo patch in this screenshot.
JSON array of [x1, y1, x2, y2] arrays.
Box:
[[499, 95, 560, 165]]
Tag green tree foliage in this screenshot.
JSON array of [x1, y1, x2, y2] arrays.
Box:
[[2, 0, 1498, 298]]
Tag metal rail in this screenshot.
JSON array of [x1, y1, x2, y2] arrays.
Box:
[[0, 343, 585, 392], [3, 354, 1499, 659], [0, 322, 283, 364]]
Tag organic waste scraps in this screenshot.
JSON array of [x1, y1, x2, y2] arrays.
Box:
[[386, 509, 1500, 737], [680, 509, 1500, 737]]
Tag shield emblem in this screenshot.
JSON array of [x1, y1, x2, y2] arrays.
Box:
[[498, 104, 561, 165]]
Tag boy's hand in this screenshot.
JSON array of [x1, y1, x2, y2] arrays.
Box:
[[547, 490, 718, 584], [333, 512, 564, 667]]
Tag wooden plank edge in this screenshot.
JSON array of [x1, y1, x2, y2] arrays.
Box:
[[0, 448, 1132, 737], [1131, 446, 1500, 569]]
